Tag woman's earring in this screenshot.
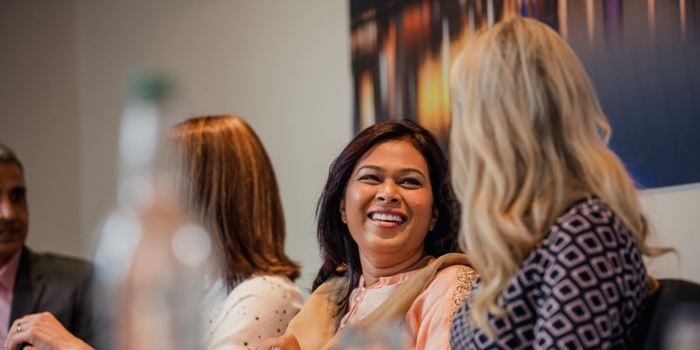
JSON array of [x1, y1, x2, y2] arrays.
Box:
[[341, 212, 347, 223]]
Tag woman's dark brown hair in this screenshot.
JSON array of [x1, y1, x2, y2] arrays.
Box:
[[313, 120, 461, 323], [171, 115, 299, 291]]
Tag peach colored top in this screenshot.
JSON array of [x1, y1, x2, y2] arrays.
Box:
[[338, 264, 477, 349]]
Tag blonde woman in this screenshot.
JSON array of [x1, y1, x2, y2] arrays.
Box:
[[449, 18, 669, 349]]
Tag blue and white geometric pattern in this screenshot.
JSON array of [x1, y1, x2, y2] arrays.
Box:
[[450, 196, 648, 349]]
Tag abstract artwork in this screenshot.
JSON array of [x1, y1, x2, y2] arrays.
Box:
[[350, 0, 700, 188]]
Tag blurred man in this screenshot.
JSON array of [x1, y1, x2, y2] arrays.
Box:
[[0, 143, 97, 350]]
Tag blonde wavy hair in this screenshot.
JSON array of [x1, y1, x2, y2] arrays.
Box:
[[450, 18, 669, 333]]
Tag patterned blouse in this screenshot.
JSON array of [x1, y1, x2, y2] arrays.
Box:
[[451, 196, 648, 349], [201, 275, 304, 350]]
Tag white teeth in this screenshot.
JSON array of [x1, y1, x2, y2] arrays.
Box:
[[370, 213, 403, 223]]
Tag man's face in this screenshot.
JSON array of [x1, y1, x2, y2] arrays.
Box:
[[0, 162, 27, 265]]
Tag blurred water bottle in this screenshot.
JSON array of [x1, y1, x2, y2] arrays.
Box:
[[93, 72, 211, 350], [336, 320, 411, 350]]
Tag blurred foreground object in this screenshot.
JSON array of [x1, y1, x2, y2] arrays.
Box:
[[94, 72, 211, 350], [336, 321, 409, 350]]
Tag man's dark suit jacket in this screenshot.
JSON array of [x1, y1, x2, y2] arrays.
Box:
[[9, 246, 100, 347]]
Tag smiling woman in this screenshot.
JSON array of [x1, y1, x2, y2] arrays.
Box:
[[257, 120, 477, 350]]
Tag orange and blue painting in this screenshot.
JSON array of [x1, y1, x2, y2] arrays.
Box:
[[350, 0, 700, 188]]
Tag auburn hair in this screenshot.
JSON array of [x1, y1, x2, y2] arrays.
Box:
[[171, 115, 299, 291]]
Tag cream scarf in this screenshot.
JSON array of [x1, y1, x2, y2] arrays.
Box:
[[284, 253, 471, 350]]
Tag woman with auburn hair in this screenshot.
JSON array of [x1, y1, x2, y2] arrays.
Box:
[[259, 120, 476, 350], [449, 18, 671, 349], [171, 115, 303, 350]]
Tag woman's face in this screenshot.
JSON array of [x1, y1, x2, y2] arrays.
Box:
[[340, 139, 436, 263]]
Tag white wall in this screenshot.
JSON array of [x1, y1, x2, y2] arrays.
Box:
[[75, 0, 352, 290], [0, 0, 83, 257], [643, 185, 700, 282], [1, 0, 698, 290]]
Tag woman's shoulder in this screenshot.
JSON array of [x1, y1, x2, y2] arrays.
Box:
[[541, 195, 636, 254], [428, 254, 477, 288], [432, 264, 477, 289], [405, 260, 477, 345], [229, 275, 304, 304], [241, 274, 300, 287], [556, 195, 616, 224], [203, 275, 305, 349], [413, 260, 478, 315], [528, 195, 646, 291]]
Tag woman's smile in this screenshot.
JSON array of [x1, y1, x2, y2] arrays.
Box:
[[367, 208, 406, 228]]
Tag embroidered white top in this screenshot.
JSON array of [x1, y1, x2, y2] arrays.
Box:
[[201, 275, 304, 350]]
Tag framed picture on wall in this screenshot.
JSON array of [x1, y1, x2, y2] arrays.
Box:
[[350, 0, 700, 189]]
